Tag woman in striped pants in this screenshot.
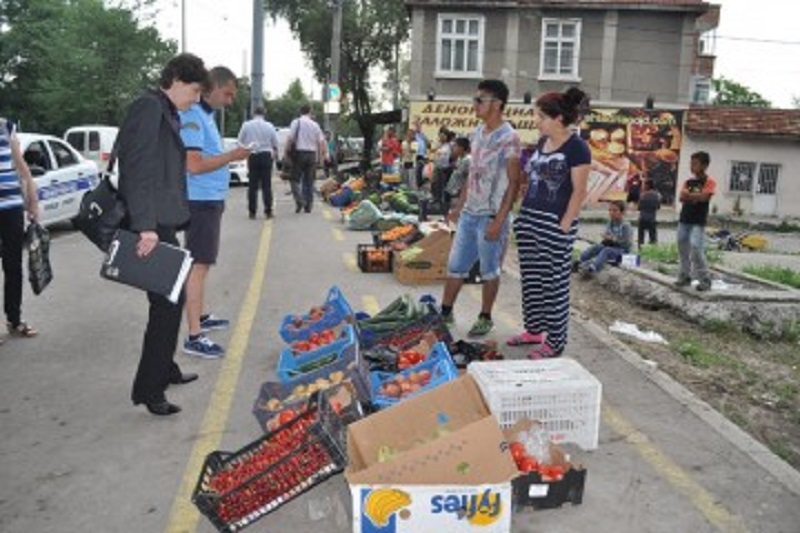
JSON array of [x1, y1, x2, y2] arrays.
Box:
[[511, 88, 591, 358]]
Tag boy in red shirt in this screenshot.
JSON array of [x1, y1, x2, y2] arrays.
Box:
[[676, 151, 716, 291]]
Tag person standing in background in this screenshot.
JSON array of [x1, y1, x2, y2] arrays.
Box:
[[511, 87, 590, 359], [637, 179, 661, 248], [401, 128, 418, 190], [180, 66, 251, 359], [380, 126, 402, 174], [676, 151, 716, 291], [116, 53, 208, 416], [443, 136, 470, 213], [285, 104, 328, 213], [238, 106, 279, 219], [413, 120, 429, 188], [0, 117, 39, 339]]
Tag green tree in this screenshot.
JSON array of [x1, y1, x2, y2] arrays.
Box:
[[265, 0, 409, 166], [792, 95, 800, 109], [712, 77, 772, 108], [264, 78, 322, 128], [0, 0, 175, 134]]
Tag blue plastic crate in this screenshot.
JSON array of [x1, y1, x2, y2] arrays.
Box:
[[369, 342, 458, 410], [277, 324, 358, 383], [253, 355, 371, 432], [279, 285, 354, 343]]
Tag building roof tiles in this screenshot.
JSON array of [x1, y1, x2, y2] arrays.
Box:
[[686, 107, 800, 140]]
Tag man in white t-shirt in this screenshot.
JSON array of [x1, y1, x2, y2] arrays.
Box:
[[285, 105, 329, 213]]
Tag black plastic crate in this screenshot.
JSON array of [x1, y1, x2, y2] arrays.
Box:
[[359, 308, 452, 351], [356, 244, 393, 273], [192, 393, 349, 532], [252, 356, 371, 433], [512, 467, 587, 509]]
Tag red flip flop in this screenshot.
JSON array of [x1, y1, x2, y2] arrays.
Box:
[[506, 331, 545, 347]]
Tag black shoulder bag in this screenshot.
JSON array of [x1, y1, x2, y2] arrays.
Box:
[[74, 149, 127, 252]]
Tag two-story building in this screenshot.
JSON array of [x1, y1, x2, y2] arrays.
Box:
[[405, 0, 720, 205]]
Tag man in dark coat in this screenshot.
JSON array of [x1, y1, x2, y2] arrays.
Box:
[[117, 53, 208, 415]]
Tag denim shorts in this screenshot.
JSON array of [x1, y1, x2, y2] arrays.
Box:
[[447, 211, 509, 280]]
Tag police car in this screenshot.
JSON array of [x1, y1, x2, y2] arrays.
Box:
[[223, 137, 249, 185], [18, 133, 100, 226]]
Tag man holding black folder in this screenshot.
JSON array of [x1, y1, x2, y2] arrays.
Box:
[[116, 53, 208, 416]]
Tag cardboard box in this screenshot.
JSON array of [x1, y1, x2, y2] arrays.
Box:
[[393, 230, 452, 285], [346, 375, 518, 532]]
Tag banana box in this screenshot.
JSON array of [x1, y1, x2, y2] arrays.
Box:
[[346, 375, 518, 532], [351, 484, 512, 532]]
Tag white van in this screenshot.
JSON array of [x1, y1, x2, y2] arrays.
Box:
[[64, 125, 118, 171]]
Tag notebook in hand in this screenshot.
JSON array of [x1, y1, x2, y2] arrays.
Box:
[[101, 230, 193, 303]]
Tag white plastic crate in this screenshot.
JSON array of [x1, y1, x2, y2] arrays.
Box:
[[468, 359, 602, 450]]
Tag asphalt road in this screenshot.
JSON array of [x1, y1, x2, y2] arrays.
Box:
[[1, 185, 799, 533]]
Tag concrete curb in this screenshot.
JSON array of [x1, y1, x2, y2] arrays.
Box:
[[501, 259, 800, 497]]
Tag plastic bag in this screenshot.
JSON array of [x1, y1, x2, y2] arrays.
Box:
[[344, 199, 383, 230], [25, 222, 53, 295]]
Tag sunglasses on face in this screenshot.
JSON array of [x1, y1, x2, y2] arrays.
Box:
[[473, 96, 497, 105]]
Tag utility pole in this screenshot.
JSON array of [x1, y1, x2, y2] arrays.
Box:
[[327, 0, 343, 141], [181, 0, 187, 52], [251, 0, 265, 117]]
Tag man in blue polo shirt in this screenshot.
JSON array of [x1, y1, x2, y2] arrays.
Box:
[[180, 66, 250, 358]]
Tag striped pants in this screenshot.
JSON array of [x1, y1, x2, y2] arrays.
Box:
[[513, 207, 578, 354]]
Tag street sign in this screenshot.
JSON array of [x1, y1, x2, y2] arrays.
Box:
[[328, 84, 341, 102], [324, 101, 341, 115]]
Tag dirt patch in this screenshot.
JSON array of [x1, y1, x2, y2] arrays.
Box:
[[570, 276, 800, 469]]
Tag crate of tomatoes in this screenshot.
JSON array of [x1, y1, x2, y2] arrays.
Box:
[[356, 244, 393, 273], [193, 390, 353, 532], [279, 285, 354, 343], [369, 342, 459, 410], [276, 324, 358, 383]]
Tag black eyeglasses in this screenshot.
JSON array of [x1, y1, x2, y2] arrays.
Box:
[[473, 96, 497, 105]]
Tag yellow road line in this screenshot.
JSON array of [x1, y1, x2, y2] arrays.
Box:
[[603, 404, 749, 533], [165, 222, 273, 533], [361, 295, 381, 316], [343, 252, 357, 272], [332, 228, 344, 242]]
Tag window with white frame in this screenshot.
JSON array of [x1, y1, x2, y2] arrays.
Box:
[[540, 18, 582, 79], [728, 161, 756, 193], [691, 76, 711, 104], [437, 14, 484, 76], [756, 163, 780, 195]]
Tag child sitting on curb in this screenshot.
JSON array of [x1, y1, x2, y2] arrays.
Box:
[[578, 200, 632, 277]]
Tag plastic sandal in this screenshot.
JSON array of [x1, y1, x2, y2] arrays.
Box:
[[7, 321, 37, 338], [527, 344, 558, 360], [506, 331, 545, 346]]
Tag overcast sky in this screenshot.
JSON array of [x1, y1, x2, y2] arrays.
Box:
[[153, 0, 800, 107]]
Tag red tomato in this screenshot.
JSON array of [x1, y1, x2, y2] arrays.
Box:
[[278, 409, 296, 425], [510, 441, 526, 462], [518, 457, 539, 473]]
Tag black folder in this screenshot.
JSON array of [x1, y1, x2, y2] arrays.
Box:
[[100, 230, 193, 303]]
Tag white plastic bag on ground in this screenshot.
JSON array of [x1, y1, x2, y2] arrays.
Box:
[[609, 320, 668, 344]]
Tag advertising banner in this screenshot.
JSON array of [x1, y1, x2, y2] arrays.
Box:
[[408, 101, 538, 143], [580, 108, 683, 206]]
